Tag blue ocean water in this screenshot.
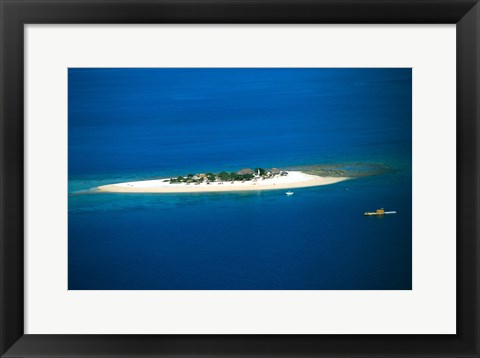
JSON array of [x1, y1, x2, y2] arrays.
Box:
[[68, 68, 412, 290]]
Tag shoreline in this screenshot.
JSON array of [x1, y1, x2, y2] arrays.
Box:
[[97, 171, 349, 193]]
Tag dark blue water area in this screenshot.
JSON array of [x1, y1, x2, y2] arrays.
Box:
[[69, 68, 411, 177], [68, 68, 412, 290]]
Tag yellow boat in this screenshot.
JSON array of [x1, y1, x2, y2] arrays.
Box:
[[364, 208, 397, 216]]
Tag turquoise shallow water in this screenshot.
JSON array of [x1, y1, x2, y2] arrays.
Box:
[[68, 68, 412, 290]]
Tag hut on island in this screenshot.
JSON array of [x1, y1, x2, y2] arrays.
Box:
[[237, 168, 254, 175], [269, 168, 281, 175]]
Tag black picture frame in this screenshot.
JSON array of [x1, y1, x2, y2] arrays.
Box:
[[1, 1, 479, 357]]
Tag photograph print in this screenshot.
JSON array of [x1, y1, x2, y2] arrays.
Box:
[[68, 68, 412, 290]]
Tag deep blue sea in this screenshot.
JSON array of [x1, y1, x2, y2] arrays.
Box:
[[68, 68, 412, 290]]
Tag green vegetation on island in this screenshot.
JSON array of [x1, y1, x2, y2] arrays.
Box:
[[168, 167, 288, 185]]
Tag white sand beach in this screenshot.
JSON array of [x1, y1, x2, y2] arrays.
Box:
[[97, 171, 348, 193]]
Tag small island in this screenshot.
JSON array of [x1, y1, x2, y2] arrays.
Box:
[[97, 167, 348, 193]]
